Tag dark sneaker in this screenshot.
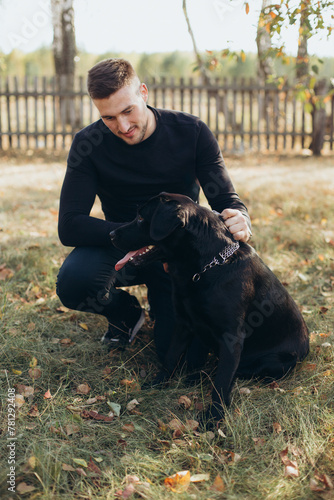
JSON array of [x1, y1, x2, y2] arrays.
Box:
[[101, 308, 145, 348]]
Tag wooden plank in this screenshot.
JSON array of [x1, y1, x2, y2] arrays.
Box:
[[43, 76, 47, 147], [249, 78, 253, 150], [25, 76, 29, 148], [6, 77, 12, 147], [14, 76, 20, 148], [180, 77, 184, 111], [0, 77, 2, 149], [52, 76, 57, 148]]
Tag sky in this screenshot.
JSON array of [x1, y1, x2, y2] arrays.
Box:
[[0, 0, 333, 57]]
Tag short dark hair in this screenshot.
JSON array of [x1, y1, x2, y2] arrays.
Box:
[[87, 58, 138, 99]]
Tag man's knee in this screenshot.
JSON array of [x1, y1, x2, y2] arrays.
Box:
[[56, 258, 84, 309]]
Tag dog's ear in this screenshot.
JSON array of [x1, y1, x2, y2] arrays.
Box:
[[150, 201, 184, 241]]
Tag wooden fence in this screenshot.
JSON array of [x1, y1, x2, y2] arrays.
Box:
[[0, 76, 333, 153]]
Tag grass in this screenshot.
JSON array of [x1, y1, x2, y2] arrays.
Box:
[[0, 153, 333, 499]]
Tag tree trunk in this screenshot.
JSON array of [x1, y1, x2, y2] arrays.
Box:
[[296, 0, 310, 80], [51, 0, 76, 126], [256, 0, 275, 84], [309, 79, 328, 156]]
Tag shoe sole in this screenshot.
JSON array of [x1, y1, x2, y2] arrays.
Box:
[[100, 309, 145, 345]]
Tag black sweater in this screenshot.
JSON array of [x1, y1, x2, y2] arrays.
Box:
[[58, 106, 250, 247]]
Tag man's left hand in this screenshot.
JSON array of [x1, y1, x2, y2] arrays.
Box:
[[221, 209, 251, 243]]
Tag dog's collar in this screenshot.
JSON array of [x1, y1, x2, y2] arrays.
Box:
[[192, 242, 240, 282]]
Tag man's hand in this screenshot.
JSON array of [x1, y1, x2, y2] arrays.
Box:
[[221, 209, 252, 243]]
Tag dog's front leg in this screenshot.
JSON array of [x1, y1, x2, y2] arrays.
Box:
[[205, 333, 244, 424], [145, 315, 193, 389]]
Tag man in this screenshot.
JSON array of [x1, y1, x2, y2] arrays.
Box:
[[56, 58, 251, 362]]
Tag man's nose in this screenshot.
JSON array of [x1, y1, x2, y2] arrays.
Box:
[[117, 116, 130, 133]]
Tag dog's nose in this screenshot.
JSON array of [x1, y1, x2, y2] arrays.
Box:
[[109, 230, 116, 241]]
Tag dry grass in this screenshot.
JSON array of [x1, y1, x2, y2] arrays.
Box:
[[0, 153, 333, 499]]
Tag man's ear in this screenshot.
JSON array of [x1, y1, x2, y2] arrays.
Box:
[[150, 202, 184, 241]]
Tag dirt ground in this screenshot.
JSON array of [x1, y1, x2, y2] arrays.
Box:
[[0, 152, 333, 192]]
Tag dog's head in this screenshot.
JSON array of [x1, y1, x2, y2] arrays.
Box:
[[110, 192, 196, 269], [110, 192, 235, 271]]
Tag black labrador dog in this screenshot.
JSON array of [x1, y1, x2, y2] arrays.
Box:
[[110, 192, 309, 423]]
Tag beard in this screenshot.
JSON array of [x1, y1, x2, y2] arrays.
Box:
[[119, 116, 149, 145]]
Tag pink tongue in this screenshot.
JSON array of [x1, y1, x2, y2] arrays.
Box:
[[115, 248, 146, 271]]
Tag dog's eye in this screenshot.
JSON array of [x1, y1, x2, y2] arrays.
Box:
[[137, 215, 144, 223]]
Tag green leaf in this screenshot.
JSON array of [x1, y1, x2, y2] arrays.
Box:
[[304, 102, 313, 114], [107, 401, 121, 416], [72, 458, 88, 468], [311, 65, 319, 74]]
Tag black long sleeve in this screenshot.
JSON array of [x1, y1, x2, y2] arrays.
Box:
[[58, 106, 250, 247]]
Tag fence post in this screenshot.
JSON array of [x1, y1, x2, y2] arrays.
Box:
[[310, 79, 328, 156]]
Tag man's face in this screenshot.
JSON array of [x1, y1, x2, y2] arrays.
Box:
[[92, 80, 154, 145]]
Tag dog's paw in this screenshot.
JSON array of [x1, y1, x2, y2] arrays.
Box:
[[198, 405, 225, 431], [141, 369, 169, 390], [184, 371, 202, 386]]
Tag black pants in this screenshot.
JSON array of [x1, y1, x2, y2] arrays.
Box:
[[56, 246, 175, 362]]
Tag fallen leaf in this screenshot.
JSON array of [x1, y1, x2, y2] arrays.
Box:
[[27, 456, 37, 470], [76, 383, 91, 395], [253, 437, 266, 447], [16, 385, 34, 397], [123, 475, 140, 484], [62, 463, 76, 471], [190, 473, 210, 482], [285, 464, 299, 478], [12, 368, 22, 375], [28, 367, 42, 380], [88, 456, 102, 476], [269, 381, 280, 389], [185, 419, 199, 431], [15, 394, 25, 408], [239, 387, 251, 395], [127, 399, 140, 411], [29, 357, 38, 368], [76, 467, 87, 476], [304, 363, 317, 371], [28, 404, 40, 417], [204, 431, 216, 441], [120, 378, 135, 386], [273, 422, 282, 434], [60, 338, 74, 345], [44, 389, 52, 399], [115, 483, 135, 498], [280, 447, 299, 478], [79, 322, 89, 331], [178, 395, 192, 409], [168, 419, 184, 431], [122, 423, 135, 433], [81, 410, 113, 422], [164, 470, 191, 493], [107, 401, 121, 417], [56, 306, 70, 313], [16, 482, 35, 494], [0, 264, 14, 280], [211, 474, 225, 492], [65, 424, 80, 436], [72, 458, 88, 468]]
